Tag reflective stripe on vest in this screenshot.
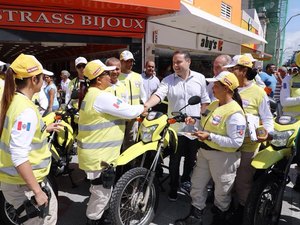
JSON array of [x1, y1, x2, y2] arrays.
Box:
[[0, 157, 51, 176], [0, 139, 47, 154], [79, 119, 124, 131], [77, 140, 123, 149]]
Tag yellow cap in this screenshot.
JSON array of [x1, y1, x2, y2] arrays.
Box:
[[224, 55, 253, 69], [84, 60, 116, 80], [206, 71, 239, 91], [10, 54, 43, 79]]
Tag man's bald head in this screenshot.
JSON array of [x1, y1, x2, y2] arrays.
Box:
[[213, 55, 231, 76]]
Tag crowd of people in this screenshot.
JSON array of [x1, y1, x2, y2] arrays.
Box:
[[0, 49, 300, 225]]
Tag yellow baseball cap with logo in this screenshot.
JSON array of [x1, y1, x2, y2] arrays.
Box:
[[10, 53, 43, 80], [84, 60, 116, 81], [224, 55, 253, 69], [206, 71, 240, 91]]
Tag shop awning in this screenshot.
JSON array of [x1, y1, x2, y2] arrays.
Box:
[[0, 0, 180, 17], [149, 2, 267, 45], [241, 45, 273, 61]]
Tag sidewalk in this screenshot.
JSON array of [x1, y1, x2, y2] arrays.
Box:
[[56, 157, 300, 225]]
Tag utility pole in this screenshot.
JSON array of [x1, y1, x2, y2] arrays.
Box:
[[275, 13, 300, 66]]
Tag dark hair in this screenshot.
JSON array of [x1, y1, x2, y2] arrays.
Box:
[[233, 89, 244, 110], [172, 50, 191, 61], [245, 68, 258, 80], [266, 64, 275, 70], [0, 69, 43, 136]]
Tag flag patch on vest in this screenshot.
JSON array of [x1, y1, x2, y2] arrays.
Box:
[[236, 125, 246, 136], [17, 121, 31, 131], [113, 99, 123, 108], [212, 116, 221, 125]]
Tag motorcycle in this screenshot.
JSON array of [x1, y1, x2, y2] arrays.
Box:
[[243, 115, 300, 225], [109, 96, 201, 225]]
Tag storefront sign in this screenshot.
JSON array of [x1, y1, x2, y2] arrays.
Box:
[[0, 6, 146, 38], [197, 34, 240, 54], [199, 36, 223, 51]]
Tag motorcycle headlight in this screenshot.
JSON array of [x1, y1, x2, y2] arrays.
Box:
[[140, 124, 158, 143], [270, 130, 294, 147]]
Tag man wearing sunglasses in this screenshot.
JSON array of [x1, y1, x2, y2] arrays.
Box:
[[66, 56, 88, 109]]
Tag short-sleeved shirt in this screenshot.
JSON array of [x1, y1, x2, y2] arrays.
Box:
[[154, 70, 210, 133], [259, 71, 277, 97], [141, 72, 160, 100]]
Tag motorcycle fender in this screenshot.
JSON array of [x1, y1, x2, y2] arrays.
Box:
[[115, 141, 158, 166], [251, 146, 291, 169]]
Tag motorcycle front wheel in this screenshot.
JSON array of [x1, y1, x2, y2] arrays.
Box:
[[243, 173, 282, 225], [110, 167, 159, 225]]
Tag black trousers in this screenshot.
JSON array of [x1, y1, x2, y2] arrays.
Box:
[[169, 136, 199, 191]]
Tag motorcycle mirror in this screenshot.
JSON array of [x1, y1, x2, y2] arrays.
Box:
[[188, 96, 201, 105], [178, 96, 201, 111], [71, 90, 79, 100]]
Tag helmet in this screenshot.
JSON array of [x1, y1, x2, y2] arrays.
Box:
[[295, 52, 300, 68]]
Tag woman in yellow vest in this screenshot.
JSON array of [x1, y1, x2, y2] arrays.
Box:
[[224, 55, 274, 223], [0, 54, 62, 225], [77, 60, 144, 225], [175, 71, 246, 225]]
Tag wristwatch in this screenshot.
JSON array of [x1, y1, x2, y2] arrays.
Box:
[[207, 133, 212, 141]]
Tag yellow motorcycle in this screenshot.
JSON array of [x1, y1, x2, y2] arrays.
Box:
[[109, 96, 201, 225], [243, 115, 300, 225]]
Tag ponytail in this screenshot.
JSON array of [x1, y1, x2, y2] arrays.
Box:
[[0, 68, 16, 136], [232, 88, 244, 110]]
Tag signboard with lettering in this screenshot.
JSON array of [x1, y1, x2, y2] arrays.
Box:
[[197, 34, 240, 54], [0, 5, 146, 38]]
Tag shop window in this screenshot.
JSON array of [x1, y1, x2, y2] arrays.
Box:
[[221, 2, 232, 21]]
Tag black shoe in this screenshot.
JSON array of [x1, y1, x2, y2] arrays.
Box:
[[168, 189, 178, 201], [174, 206, 203, 225], [293, 175, 300, 192], [227, 204, 244, 225], [210, 206, 232, 225], [179, 181, 191, 196]]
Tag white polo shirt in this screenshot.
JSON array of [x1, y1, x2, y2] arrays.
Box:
[[154, 70, 210, 133]]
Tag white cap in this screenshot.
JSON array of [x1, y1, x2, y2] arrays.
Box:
[[120, 50, 135, 61], [243, 53, 257, 62], [43, 69, 54, 76], [92, 59, 116, 71], [0, 61, 6, 67], [75, 56, 88, 66]]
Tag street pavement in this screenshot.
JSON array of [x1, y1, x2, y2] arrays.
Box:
[[56, 156, 300, 225]]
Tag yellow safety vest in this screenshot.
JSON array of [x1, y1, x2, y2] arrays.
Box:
[[119, 71, 142, 105], [68, 77, 80, 109], [77, 87, 125, 171], [283, 74, 300, 113], [106, 82, 128, 103], [239, 83, 265, 152], [0, 94, 51, 184], [201, 100, 244, 152]]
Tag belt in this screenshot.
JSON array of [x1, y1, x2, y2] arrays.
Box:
[[199, 142, 219, 151]]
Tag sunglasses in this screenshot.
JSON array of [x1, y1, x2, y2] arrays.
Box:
[[76, 64, 86, 69]]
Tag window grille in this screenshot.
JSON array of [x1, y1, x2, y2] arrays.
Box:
[[221, 2, 232, 21]]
